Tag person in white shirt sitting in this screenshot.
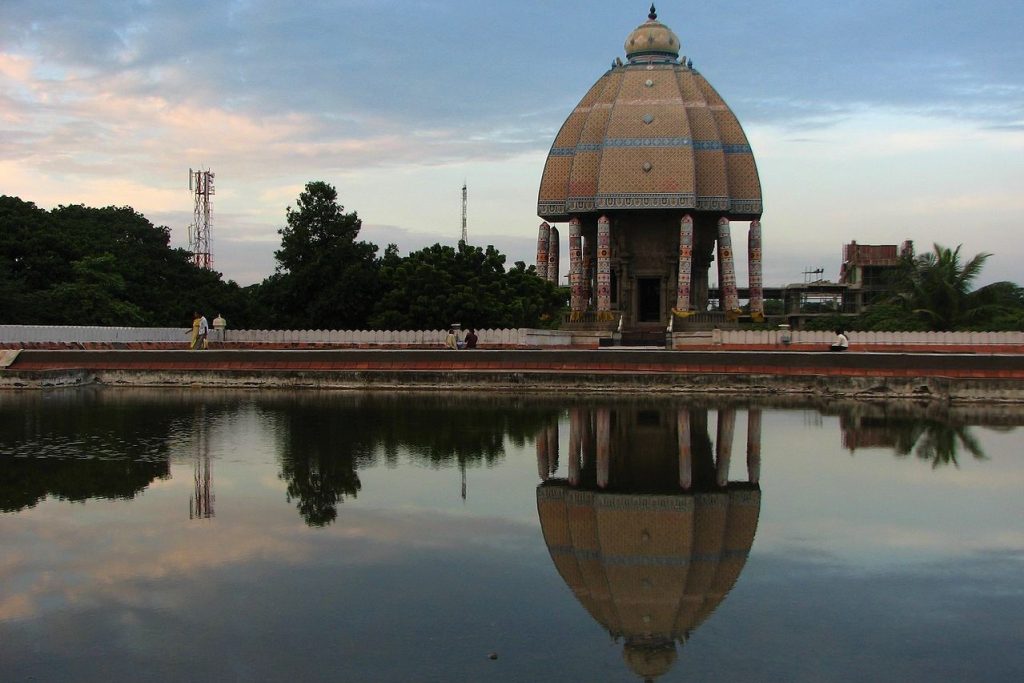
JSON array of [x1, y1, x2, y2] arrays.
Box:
[[830, 329, 849, 352]]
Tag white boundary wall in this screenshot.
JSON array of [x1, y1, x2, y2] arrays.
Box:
[[0, 325, 188, 343], [4, 325, 1023, 347], [0, 325, 540, 347], [706, 330, 1024, 346]]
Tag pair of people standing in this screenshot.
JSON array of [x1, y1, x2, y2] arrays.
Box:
[[190, 312, 227, 349]]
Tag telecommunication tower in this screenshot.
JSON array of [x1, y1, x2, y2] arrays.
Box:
[[460, 182, 468, 243], [188, 168, 215, 269]]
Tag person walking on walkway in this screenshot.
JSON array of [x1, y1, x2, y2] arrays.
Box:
[[190, 311, 209, 350]]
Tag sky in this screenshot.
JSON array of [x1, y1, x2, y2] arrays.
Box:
[[2, 0, 1022, 287]]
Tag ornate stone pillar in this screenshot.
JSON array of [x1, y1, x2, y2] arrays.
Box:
[[547, 226, 560, 283], [746, 408, 761, 484], [536, 222, 550, 278], [676, 214, 694, 312], [748, 220, 764, 319], [716, 408, 736, 488], [582, 233, 593, 309], [678, 408, 692, 490], [597, 215, 611, 313], [717, 218, 739, 313], [568, 218, 584, 312], [596, 407, 610, 489]]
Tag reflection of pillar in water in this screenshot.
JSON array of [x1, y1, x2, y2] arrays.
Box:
[[716, 408, 736, 488], [546, 424, 559, 478], [581, 408, 594, 473], [568, 408, 583, 486], [747, 409, 762, 484], [536, 424, 550, 481], [596, 407, 610, 489], [678, 409, 692, 490]]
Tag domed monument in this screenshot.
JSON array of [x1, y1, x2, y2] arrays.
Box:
[[537, 6, 764, 333]]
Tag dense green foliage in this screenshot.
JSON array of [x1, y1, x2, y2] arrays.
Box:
[[1, 182, 565, 330], [0, 196, 257, 326], [256, 181, 383, 329], [370, 241, 564, 330], [255, 181, 563, 330], [805, 243, 1024, 332]]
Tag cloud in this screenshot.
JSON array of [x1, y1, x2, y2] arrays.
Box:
[[2, 0, 1022, 287]]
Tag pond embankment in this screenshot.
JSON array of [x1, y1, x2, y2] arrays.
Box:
[[4, 349, 1024, 403]]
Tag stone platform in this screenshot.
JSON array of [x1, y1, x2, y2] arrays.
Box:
[[3, 349, 1024, 403]]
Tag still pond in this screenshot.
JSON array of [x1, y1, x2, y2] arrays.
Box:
[[1, 389, 1022, 682]]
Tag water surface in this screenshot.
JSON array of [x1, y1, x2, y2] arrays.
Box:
[[1, 389, 1022, 682]]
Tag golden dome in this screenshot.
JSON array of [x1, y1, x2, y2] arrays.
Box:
[[624, 5, 681, 61], [537, 9, 762, 222]]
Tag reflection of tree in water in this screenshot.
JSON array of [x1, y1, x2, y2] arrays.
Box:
[[891, 420, 986, 469], [1, 457, 170, 513], [837, 402, 1007, 469], [263, 393, 558, 527], [0, 389, 200, 512]]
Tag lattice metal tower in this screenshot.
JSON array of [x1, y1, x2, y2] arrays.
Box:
[[460, 182, 468, 243], [188, 168, 215, 269]]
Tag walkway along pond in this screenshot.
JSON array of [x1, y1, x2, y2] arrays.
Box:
[[4, 349, 1024, 403]]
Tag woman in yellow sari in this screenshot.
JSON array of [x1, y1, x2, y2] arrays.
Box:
[[189, 311, 208, 350]]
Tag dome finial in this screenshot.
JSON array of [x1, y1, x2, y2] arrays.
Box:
[[649, 4, 657, 21]]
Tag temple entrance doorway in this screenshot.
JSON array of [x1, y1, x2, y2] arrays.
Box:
[[637, 278, 661, 323]]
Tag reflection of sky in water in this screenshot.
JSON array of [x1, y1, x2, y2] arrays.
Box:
[[0, 391, 1022, 682]]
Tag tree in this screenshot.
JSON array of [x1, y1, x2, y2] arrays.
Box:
[[843, 243, 1024, 332], [369, 241, 564, 330], [0, 195, 255, 327], [260, 182, 381, 329]]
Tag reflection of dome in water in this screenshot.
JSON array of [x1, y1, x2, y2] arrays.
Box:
[[537, 484, 761, 680]]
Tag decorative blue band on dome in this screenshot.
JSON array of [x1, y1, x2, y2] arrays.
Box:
[[538, 195, 763, 216], [605, 137, 691, 148], [551, 139, 753, 155]]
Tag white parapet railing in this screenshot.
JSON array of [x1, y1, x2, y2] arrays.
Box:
[[0, 325, 565, 348], [0, 325, 189, 343], [5, 325, 1023, 349], [708, 329, 1024, 346]]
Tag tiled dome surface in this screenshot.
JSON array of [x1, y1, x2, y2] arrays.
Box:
[[538, 16, 762, 222]]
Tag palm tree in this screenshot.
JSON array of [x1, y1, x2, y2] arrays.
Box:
[[884, 243, 1024, 331]]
